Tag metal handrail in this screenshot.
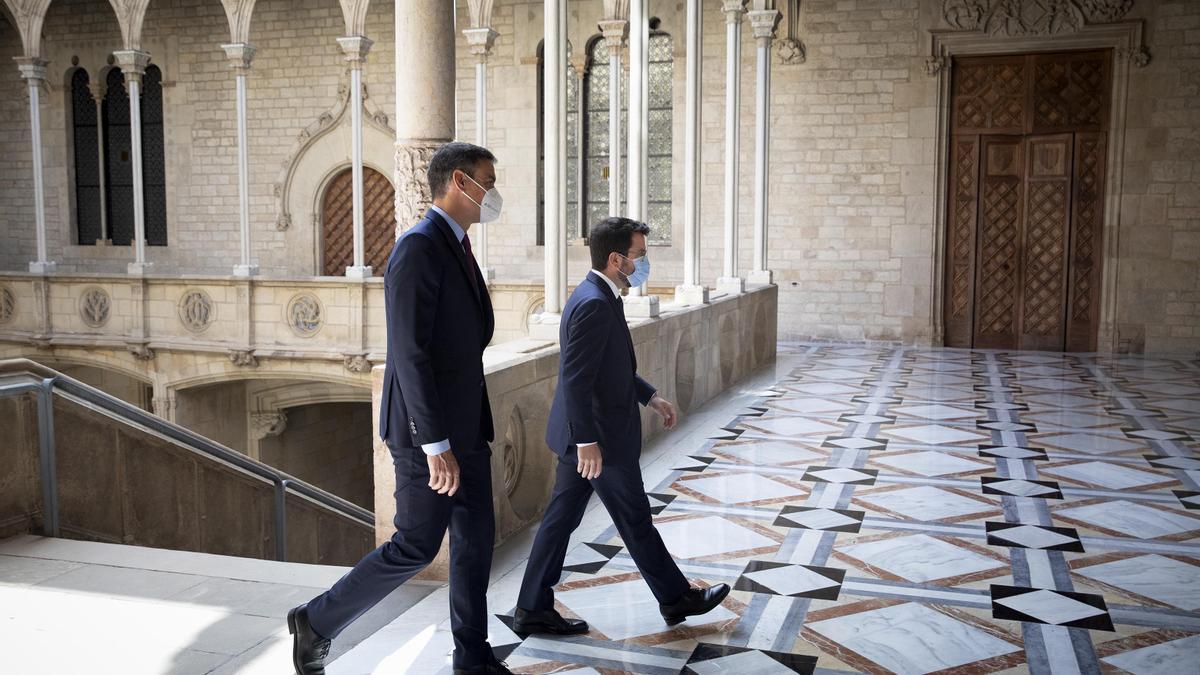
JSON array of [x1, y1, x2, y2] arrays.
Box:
[[0, 363, 373, 562]]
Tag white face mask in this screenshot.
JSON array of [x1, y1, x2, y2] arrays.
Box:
[[461, 172, 503, 224]]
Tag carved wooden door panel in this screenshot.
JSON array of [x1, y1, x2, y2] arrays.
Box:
[[321, 167, 397, 276], [944, 51, 1108, 351], [973, 137, 1025, 350]]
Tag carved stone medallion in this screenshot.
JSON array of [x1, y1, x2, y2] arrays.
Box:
[[79, 287, 111, 328], [287, 293, 324, 337], [179, 289, 214, 333]]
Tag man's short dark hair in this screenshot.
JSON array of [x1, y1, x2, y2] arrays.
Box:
[[427, 142, 497, 199], [588, 217, 651, 270]]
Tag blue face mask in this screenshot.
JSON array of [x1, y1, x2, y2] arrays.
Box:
[[618, 253, 650, 288]]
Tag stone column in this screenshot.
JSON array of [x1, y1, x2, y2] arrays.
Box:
[[222, 43, 258, 277], [393, 1, 455, 235], [92, 86, 111, 245], [623, 0, 657, 316], [598, 20, 626, 217], [113, 50, 152, 275], [464, 26, 498, 283], [540, 0, 566, 318], [339, 36, 374, 279], [718, 1, 747, 294], [748, 8, 779, 285], [675, 0, 708, 307], [16, 58, 56, 274]]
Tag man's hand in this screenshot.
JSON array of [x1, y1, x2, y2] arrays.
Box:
[[577, 443, 604, 480], [427, 449, 461, 496], [649, 394, 677, 430]]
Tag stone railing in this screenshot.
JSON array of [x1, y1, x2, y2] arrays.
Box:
[[372, 283, 779, 577]]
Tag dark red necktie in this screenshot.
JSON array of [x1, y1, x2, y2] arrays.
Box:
[[461, 235, 480, 297]]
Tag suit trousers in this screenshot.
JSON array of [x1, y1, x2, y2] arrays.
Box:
[[517, 448, 689, 611], [306, 439, 495, 669]]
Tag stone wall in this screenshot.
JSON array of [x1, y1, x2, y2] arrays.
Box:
[[260, 401, 375, 510], [371, 283, 778, 569], [1, 0, 1196, 352]]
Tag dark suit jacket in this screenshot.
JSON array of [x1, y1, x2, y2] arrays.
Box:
[[546, 273, 656, 466], [378, 209, 495, 454]]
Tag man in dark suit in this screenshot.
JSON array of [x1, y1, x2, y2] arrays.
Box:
[[288, 142, 511, 675], [512, 217, 731, 636]]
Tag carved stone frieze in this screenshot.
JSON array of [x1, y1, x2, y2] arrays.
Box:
[[941, 0, 1135, 36]]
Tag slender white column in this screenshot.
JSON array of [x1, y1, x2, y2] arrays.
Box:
[[464, 26, 498, 283], [599, 20, 626, 217], [540, 0, 565, 316], [675, 0, 708, 306], [557, 5, 568, 300], [718, 1, 747, 294], [114, 50, 151, 275], [748, 8, 779, 285], [338, 37, 373, 279], [223, 43, 258, 277], [624, 0, 656, 312], [93, 90, 110, 244], [17, 58, 56, 274]]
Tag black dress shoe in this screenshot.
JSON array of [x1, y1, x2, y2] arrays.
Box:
[[453, 655, 513, 674], [287, 603, 331, 675], [659, 583, 732, 626], [512, 607, 589, 635]]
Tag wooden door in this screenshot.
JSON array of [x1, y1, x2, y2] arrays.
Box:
[[944, 51, 1109, 351], [321, 167, 397, 276]]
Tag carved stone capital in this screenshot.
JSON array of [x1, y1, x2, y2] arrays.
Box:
[[1123, 44, 1151, 67], [228, 349, 259, 367], [251, 411, 288, 439], [394, 140, 442, 234], [220, 43, 256, 72], [336, 36, 373, 66], [748, 9, 781, 43], [463, 27, 498, 60], [722, 0, 748, 22], [598, 19, 628, 54], [112, 50, 151, 76], [14, 57, 49, 82], [343, 354, 372, 373]]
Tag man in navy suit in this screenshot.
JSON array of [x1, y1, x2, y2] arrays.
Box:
[[288, 142, 511, 675], [512, 217, 730, 636]]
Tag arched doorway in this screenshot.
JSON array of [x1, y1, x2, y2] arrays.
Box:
[[320, 166, 396, 276]]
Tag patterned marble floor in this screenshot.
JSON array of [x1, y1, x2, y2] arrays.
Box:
[[488, 344, 1200, 674]]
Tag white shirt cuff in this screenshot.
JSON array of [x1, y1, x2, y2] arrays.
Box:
[[577, 441, 597, 448], [421, 439, 451, 456]]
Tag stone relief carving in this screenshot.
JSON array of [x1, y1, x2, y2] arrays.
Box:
[[941, 0, 1134, 36], [179, 289, 214, 333], [228, 349, 259, 367], [776, 0, 805, 65], [0, 286, 15, 324], [343, 354, 371, 373], [287, 293, 323, 336], [79, 287, 111, 328], [127, 342, 155, 360], [500, 405, 526, 497], [394, 141, 440, 234], [273, 69, 394, 232], [251, 411, 288, 439]]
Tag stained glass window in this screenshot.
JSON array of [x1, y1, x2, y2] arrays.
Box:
[[71, 69, 102, 245], [646, 32, 673, 245], [99, 64, 169, 247], [536, 40, 581, 245]]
